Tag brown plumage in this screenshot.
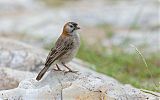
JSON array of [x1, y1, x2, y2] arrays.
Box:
[[36, 22, 80, 81]]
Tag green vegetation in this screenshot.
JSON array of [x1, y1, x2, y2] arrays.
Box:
[[76, 40, 160, 92], [97, 24, 115, 38], [42, 0, 64, 7], [41, 0, 74, 7]]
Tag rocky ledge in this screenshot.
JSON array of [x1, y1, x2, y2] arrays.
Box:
[[0, 67, 159, 100], [0, 38, 159, 100]]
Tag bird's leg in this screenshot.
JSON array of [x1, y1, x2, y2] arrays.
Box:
[[62, 62, 78, 73], [56, 64, 61, 70], [53, 64, 62, 71]]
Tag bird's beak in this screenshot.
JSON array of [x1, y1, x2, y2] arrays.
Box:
[[75, 26, 80, 30]]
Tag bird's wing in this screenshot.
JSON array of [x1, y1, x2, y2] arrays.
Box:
[[45, 36, 73, 67], [36, 36, 73, 81]]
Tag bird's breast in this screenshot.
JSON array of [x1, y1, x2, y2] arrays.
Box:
[[58, 33, 80, 63]]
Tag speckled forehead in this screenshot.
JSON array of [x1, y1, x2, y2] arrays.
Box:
[[64, 22, 78, 29], [68, 23, 72, 26], [68, 22, 77, 26]]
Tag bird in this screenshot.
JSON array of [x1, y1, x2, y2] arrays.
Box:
[[36, 22, 80, 81]]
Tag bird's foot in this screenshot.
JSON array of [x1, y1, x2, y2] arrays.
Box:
[[53, 68, 63, 71], [64, 70, 78, 74]]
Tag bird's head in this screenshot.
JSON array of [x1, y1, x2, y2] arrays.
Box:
[[63, 22, 80, 35]]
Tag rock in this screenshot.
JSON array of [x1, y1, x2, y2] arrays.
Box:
[[0, 67, 159, 100], [0, 38, 46, 72], [0, 67, 35, 90], [101, 30, 160, 53]]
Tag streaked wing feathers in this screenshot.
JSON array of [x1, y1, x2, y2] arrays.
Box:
[[45, 36, 73, 67]]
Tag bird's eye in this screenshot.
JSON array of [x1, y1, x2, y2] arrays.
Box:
[[70, 25, 73, 28]]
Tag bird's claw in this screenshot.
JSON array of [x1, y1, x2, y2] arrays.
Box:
[[53, 69, 63, 71], [64, 70, 78, 74]]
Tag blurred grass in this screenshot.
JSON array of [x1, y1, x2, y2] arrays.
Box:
[[76, 40, 160, 92], [41, 0, 74, 7], [97, 24, 115, 38]]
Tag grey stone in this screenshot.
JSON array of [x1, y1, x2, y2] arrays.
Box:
[[0, 38, 46, 72], [0, 67, 159, 100]]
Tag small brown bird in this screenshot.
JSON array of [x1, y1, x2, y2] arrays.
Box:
[[36, 22, 80, 81]]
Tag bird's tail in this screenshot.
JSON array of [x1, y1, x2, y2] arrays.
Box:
[[36, 66, 49, 81]]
